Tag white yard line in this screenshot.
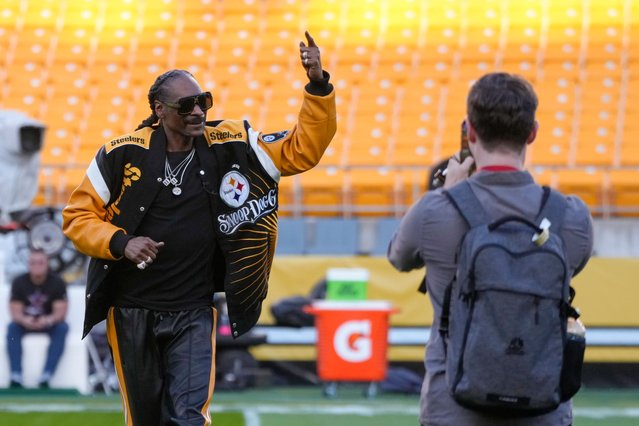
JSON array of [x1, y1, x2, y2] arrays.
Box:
[[243, 409, 262, 426], [1, 403, 639, 420]]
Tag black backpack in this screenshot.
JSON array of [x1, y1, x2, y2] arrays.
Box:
[[439, 182, 584, 417]]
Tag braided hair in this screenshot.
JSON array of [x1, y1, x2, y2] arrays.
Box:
[[135, 69, 195, 130]]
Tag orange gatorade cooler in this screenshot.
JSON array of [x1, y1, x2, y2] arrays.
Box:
[[305, 300, 396, 397]]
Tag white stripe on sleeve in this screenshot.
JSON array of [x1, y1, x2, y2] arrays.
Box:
[[248, 128, 281, 183], [87, 158, 111, 206]]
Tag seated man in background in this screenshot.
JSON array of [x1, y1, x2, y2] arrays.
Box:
[[6, 249, 69, 388]]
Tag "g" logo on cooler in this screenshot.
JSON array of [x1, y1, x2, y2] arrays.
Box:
[[333, 320, 372, 363]]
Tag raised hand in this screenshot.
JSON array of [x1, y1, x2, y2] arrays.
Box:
[[299, 31, 323, 81]]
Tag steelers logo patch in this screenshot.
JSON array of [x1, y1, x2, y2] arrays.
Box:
[[219, 171, 250, 207], [261, 130, 289, 143]]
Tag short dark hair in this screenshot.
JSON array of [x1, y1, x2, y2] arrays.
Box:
[[466, 72, 538, 153]]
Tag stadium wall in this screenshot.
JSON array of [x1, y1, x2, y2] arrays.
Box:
[[276, 217, 639, 257], [252, 254, 639, 365]]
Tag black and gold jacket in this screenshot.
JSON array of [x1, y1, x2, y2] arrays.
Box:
[[63, 83, 336, 338]]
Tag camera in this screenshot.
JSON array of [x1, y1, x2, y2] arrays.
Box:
[[0, 110, 46, 223], [430, 120, 473, 189]]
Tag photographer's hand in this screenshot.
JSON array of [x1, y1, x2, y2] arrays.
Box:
[[443, 152, 475, 189]]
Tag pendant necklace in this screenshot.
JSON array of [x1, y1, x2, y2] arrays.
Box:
[[163, 148, 195, 196]]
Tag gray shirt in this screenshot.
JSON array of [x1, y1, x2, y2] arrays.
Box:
[[388, 170, 593, 426]]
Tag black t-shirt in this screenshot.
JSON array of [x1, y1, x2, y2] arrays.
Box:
[[10, 273, 67, 317], [110, 151, 216, 311]]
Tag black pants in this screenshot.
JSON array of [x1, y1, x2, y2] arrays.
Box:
[[107, 306, 217, 426]]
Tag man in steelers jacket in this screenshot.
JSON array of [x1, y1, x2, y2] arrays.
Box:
[[63, 32, 335, 425]]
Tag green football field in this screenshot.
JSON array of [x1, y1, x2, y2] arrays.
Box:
[[1, 386, 638, 425]]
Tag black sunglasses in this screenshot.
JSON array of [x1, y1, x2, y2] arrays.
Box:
[[161, 92, 213, 115]]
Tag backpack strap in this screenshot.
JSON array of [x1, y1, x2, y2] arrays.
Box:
[[443, 181, 490, 228], [536, 186, 567, 232], [440, 181, 487, 343], [439, 278, 454, 344], [537, 186, 579, 307]]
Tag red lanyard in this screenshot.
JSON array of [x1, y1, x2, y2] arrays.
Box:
[[480, 165, 519, 172]]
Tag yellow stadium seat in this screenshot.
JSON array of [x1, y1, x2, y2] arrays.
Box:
[[580, 79, 621, 110], [60, 2, 100, 30], [214, 89, 263, 123], [277, 175, 299, 217], [412, 58, 454, 83], [46, 61, 89, 93], [344, 139, 391, 167], [215, 13, 261, 46], [460, 27, 500, 62], [529, 167, 555, 187], [131, 36, 172, 66], [401, 80, 439, 106], [0, 86, 45, 119], [384, 27, 420, 49], [506, 26, 541, 49], [547, 0, 584, 26], [372, 61, 412, 84], [34, 167, 66, 207], [555, 168, 605, 214], [74, 146, 100, 167], [133, 4, 177, 32], [94, 23, 135, 43], [40, 139, 75, 167], [536, 82, 577, 112], [42, 124, 79, 155], [348, 168, 402, 217], [426, 3, 462, 30], [173, 36, 213, 72], [573, 143, 616, 167], [375, 43, 417, 67], [256, 33, 297, 62], [315, 136, 345, 168], [500, 59, 539, 82], [538, 60, 580, 82], [87, 101, 130, 136], [262, 1, 304, 30], [129, 59, 169, 88], [392, 142, 435, 167], [608, 169, 639, 216], [501, 39, 540, 63], [90, 41, 132, 69], [207, 59, 251, 89], [421, 32, 458, 64], [261, 105, 298, 133], [0, 1, 20, 27], [619, 128, 639, 166], [249, 57, 294, 86], [543, 41, 581, 61], [588, 1, 625, 26], [507, 0, 544, 25], [62, 167, 88, 198], [9, 35, 51, 66], [5, 61, 47, 93], [41, 92, 89, 134], [297, 167, 346, 217], [397, 169, 428, 206], [52, 39, 92, 64], [528, 140, 571, 167], [586, 40, 623, 62], [456, 60, 498, 82], [575, 123, 617, 166]]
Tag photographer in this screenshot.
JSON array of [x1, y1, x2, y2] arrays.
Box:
[[387, 73, 593, 426]]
